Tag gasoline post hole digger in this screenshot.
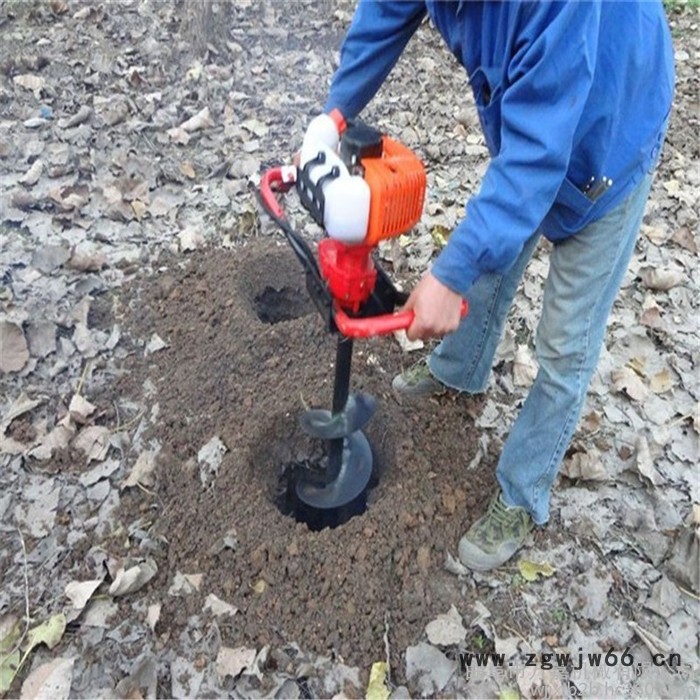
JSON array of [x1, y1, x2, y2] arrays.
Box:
[[259, 111, 467, 530]]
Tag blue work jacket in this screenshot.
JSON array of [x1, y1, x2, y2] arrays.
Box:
[[325, 0, 674, 296]]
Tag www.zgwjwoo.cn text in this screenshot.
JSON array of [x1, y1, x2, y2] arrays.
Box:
[[460, 648, 683, 673]]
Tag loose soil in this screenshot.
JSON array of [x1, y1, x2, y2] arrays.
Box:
[[117, 238, 495, 671]]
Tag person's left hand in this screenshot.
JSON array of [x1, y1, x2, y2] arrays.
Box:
[[403, 271, 464, 341]]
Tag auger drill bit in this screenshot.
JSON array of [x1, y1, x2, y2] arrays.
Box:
[[296, 337, 375, 514]]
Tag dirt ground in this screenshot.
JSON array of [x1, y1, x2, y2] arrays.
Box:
[[115, 239, 496, 670], [0, 1, 698, 698]]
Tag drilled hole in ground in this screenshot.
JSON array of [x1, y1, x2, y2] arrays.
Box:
[[249, 411, 388, 532], [252, 285, 313, 324], [273, 446, 381, 532]]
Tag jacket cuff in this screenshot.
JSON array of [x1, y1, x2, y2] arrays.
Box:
[[430, 247, 479, 298]]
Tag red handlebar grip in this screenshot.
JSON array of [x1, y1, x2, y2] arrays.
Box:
[[335, 300, 468, 339], [260, 166, 296, 221], [335, 309, 414, 338]]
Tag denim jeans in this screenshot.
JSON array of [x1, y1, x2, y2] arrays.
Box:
[[429, 171, 654, 524]]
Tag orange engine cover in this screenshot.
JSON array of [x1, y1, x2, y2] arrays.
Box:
[[361, 137, 426, 246]]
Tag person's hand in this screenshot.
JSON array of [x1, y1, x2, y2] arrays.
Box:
[[403, 272, 464, 341]]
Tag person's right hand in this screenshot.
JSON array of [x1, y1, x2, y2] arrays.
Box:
[[403, 271, 464, 341]]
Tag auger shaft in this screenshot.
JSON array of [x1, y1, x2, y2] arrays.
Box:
[[327, 336, 353, 484]]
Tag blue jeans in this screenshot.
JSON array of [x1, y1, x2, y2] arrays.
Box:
[[429, 172, 654, 524]]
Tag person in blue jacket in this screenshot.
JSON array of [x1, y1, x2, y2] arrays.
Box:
[[313, 0, 674, 570]]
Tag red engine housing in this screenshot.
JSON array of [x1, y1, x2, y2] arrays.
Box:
[[318, 239, 377, 314]]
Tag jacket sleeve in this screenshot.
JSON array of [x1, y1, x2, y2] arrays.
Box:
[[324, 0, 427, 120], [431, 2, 601, 297]]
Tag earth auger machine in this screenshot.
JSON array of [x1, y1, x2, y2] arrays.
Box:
[[259, 113, 467, 530]]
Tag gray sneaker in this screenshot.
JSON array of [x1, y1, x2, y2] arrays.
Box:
[[391, 358, 447, 398], [458, 492, 533, 571]]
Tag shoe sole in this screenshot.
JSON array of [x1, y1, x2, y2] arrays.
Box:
[[391, 375, 447, 398], [458, 536, 521, 572]]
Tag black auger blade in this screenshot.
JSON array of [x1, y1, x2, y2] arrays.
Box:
[[300, 392, 377, 440], [296, 431, 372, 516]]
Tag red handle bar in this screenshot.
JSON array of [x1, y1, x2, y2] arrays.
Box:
[[335, 300, 469, 339], [259, 166, 297, 221]]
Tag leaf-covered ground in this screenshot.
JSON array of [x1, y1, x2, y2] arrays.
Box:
[[0, 1, 698, 698]]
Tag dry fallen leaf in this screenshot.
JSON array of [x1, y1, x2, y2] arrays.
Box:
[[179, 107, 213, 133], [28, 417, 76, 461], [109, 559, 158, 597], [580, 411, 601, 434], [20, 657, 74, 700], [185, 62, 203, 82], [393, 329, 424, 353], [31, 244, 71, 274], [49, 0, 69, 15], [0, 320, 30, 373], [64, 579, 102, 610], [405, 642, 456, 696], [1, 393, 42, 434], [430, 224, 450, 248], [145, 333, 169, 355], [561, 448, 607, 481], [178, 228, 205, 252], [611, 366, 648, 403], [13, 74, 45, 96], [146, 603, 161, 632], [203, 594, 238, 618], [67, 249, 107, 272], [444, 551, 469, 576], [168, 572, 203, 596], [650, 369, 675, 394], [513, 344, 537, 387], [167, 127, 191, 145], [671, 226, 697, 254], [179, 162, 196, 179], [68, 394, 96, 424], [627, 356, 646, 375], [641, 224, 669, 245], [49, 184, 90, 211], [99, 99, 129, 127], [58, 105, 92, 129], [251, 579, 266, 595], [198, 436, 228, 487], [639, 267, 685, 291], [216, 646, 256, 681], [663, 179, 680, 196], [640, 306, 663, 329], [73, 425, 111, 463], [425, 605, 467, 646], [114, 657, 157, 700], [628, 620, 673, 657], [0, 435, 26, 457], [131, 199, 148, 220], [633, 436, 664, 486], [19, 160, 43, 186], [241, 118, 269, 137], [122, 450, 158, 489]]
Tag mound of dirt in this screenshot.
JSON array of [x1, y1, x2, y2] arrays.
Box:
[[117, 238, 494, 671]]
